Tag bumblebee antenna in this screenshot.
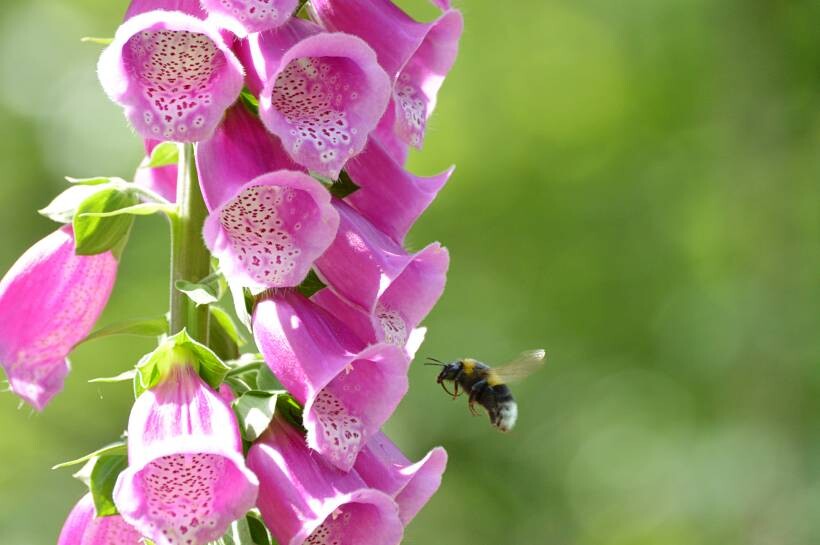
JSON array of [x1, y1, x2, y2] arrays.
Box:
[[424, 357, 445, 367]]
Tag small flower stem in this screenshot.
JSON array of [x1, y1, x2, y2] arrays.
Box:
[[169, 143, 210, 342]]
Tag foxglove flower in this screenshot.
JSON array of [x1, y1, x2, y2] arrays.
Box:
[[253, 290, 409, 470], [201, 0, 298, 36], [355, 432, 447, 525], [113, 358, 258, 545], [203, 170, 338, 289], [58, 494, 143, 545], [344, 138, 453, 243], [309, 0, 463, 149], [0, 226, 117, 410], [133, 139, 178, 202], [313, 200, 449, 345], [248, 415, 403, 545], [237, 18, 392, 178], [98, 7, 244, 142]]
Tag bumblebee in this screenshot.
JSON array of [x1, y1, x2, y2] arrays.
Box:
[[426, 349, 546, 432]]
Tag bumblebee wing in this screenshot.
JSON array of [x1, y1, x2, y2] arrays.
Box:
[[493, 349, 546, 383]]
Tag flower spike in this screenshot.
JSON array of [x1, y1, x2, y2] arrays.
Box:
[[0, 226, 117, 410], [113, 352, 258, 545], [253, 290, 409, 470], [248, 415, 404, 545], [58, 494, 143, 545], [98, 10, 245, 142], [310, 0, 463, 149], [236, 18, 392, 178]]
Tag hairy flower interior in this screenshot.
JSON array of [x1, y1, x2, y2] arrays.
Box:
[[374, 303, 408, 346], [271, 56, 366, 165], [305, 503, 383, 545], [124, 29, 225, 139], [141, 453, 224, 545], [219, 184, 326, 286], [394, 71, 426, 147]]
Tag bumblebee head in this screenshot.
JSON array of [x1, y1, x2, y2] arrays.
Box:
[[425, 357, 463, 382]]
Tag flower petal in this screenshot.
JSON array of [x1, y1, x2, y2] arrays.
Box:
[[201, 0, 298, 36], [237, 19, 391, 177], [248, 416, 404, 545], [203, 170, 339, 289], [98, 10, 244, 142], [58, 494, 143, 545], [134, 139, 178, 202], [0, 226, 117, 410], [253, 290, 409, 470], [114, 364, 258, 545]]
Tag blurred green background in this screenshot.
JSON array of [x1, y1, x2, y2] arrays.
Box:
[[1, 0, 819, 543]]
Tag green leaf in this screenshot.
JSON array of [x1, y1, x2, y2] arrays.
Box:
[[209, 308, 240, 361], [79, 202, 176, 218], [329, 170, 360, 199], [211, 306, 248, 347], [176, 279, 220, 305], [80, 36, 113, 45], [52, 441, 127, 470], [256, 364, 281, 392], [276, 393, 305, 433], [233, 391, 278, 442], [78, 316, 168, 346], [135, 330, 231, 396], [88, 369, 137, 384], [73, 186, 138, 255], [142, 141, 179, 168], [90, 454, 128, 516], [39, 184, 111, 223], [297, 269, 326, 297], [228, 281, 254, 332]]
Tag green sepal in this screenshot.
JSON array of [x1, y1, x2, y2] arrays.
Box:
[[88, 369, 137, 384], [65, 176, 117, 186], [209, 308, 240, 361], [297, 269, 326, 297], [276, 393, 306, 434], [52, 441, 127, 470], [232, 390, 281, 442], [256, 364, 282, 392], [246, 513, 274, 545], [329, 170, 360, 199], [80, 36, 113, 45], [240, 88, 259, 116], [77, 316, 168, 347], [39, 184, 109, 223], [89, 454, 129, 516], [79, 202, 176, 218], [141, 141, 178, 168], [73, 186, 138, 255], [134, 329, 231, 397]]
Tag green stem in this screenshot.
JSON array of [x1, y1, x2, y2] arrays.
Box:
[[169, 143, 210, 342]]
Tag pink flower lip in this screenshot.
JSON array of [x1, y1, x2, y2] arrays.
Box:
[[203, 170, 339, 289], [98, 10, 244, 142]]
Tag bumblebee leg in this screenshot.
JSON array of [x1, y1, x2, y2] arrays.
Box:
[[468, 380, 488, 416], [453, 380, 459, 399]]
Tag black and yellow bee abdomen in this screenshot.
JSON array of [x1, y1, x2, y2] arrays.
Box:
[[485, 384, 517, 432]]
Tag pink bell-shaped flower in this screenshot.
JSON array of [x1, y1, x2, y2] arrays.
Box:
[[343, 138, 453, 243], [313, 200, 448, 345], [253, 289, 409, 471], [248, 415, 404, 545], [198, 105, 338, 289], [0, 226, 117, 410], [58, 494, 143, 545], [237, 18, 392, 178], [354, 432, 447, 525], [98, 5, 245, 142], [309, 0, 463, 150], [113, 350, 259, 545], [201, 0, 298, 37]]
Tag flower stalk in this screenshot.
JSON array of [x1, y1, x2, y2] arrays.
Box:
[[169, 143, 210, 342]]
